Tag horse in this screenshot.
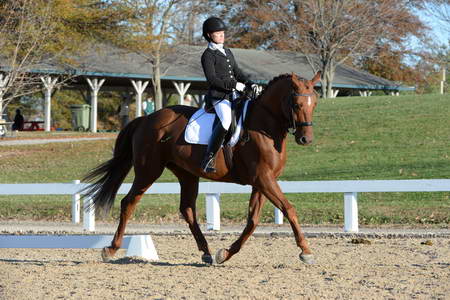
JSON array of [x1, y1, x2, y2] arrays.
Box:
[[82, 71, 321, 265]]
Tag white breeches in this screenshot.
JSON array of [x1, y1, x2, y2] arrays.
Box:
[[212, 99, 232, 130]]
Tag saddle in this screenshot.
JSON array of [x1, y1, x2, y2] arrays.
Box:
[[184, 96, 251, 148], [184, 96, 252, 179]]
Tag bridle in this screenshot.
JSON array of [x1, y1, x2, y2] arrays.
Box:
[[286, 91, 315, 135]]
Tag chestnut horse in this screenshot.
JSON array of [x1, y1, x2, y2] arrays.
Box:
[[82, 71, 321, 265]]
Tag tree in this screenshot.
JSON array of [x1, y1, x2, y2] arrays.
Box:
[[0, 0, 59, 117], [113, 0, 185, 110], [359, 43, 439, 93], [425, 0, 450, 32], [0, 0, 131, 117], [223, 0, 427, 98], [170, 0, 211, 45]]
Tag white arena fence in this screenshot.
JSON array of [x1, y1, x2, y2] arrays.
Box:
[[1, 179, 449, 233]]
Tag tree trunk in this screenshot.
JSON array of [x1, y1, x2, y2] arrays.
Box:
[[321, 59, 335, 99], [153, 54, 163, 110]]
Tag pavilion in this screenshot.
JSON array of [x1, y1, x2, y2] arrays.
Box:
[[0, 44, 414, 132]]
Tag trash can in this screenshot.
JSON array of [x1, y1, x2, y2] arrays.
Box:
[[70, 104, 90, 131]]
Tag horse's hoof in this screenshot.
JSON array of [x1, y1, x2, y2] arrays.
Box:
[[214, 248, 229, 264], [299, 253, 316, 265], [201, 254, 214, 265], [101, 247, 114, 262]]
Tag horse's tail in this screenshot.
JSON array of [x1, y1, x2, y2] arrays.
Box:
[[81, 118, 142, 215]]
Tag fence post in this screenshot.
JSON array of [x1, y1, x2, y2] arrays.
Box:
[[72, 180, 80, 224], [274, 208, 284, 225], [205, 193, 220, 230], [344, 192, 358, 233], [83, 196, 95, 231]]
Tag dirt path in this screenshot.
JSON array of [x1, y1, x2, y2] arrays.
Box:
[[1, 235, 448, 299]]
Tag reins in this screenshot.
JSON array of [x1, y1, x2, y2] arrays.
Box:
[[186, 90, 254, 126]]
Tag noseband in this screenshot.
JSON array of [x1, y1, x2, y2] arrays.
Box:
[[287, 92, 315, 135]]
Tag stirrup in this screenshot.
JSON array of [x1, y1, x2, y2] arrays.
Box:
[[201, 154, 216, 173]]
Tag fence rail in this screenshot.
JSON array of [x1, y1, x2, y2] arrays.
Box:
[[1, 179, 449, 233]]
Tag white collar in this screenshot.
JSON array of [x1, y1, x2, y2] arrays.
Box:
[[208, 42, 226, 55]]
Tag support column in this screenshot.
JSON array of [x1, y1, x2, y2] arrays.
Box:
[[40, 76, 58, 132], [131, 80, 149, 117], [359, 90, 371, 97], [331, 89, 339, 98], [86, 78, 105, 133], [0, 74, 9, 117], [172, 81, 191, 105], [440, 67, 446, 95], [191, 94, 204, 108]]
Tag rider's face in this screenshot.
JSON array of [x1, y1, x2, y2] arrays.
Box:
[[209, 31, 225, 44]]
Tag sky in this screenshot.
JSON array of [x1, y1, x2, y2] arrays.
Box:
[[415, 8, 450, 47]]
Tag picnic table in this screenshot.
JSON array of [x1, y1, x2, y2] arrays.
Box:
[[23, 121, 44, 131]]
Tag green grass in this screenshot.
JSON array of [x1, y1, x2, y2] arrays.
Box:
[[0, 94, 449, 226]]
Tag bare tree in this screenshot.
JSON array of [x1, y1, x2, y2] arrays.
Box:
[[0, 0, 65, 117], [225, 0, 426, 98], [0, 0, 133, 118], [425, 0, 450, 32], [117, 0, 186, 110], [170, 0, 211, 45]]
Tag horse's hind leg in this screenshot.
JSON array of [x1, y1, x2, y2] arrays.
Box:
[[169, 166, 212, 264], [215, 188, 266, 264], [102, 163, 165, 262]]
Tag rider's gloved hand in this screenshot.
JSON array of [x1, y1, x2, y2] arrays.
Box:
[[235, 82, 246, 92], [245, 81, 262, 96], [251, 84, 263, 95]]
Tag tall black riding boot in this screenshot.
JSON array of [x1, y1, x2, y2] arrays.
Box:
[[201, 121, 228, 173]]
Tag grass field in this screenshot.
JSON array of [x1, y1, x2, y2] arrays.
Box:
[[0, 94, 449, 226]]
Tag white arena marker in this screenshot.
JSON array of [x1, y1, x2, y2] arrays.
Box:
[[0, 235, 115, 248], [126, 235, 159, 261]]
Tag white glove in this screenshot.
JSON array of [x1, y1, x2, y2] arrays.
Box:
[[235, 82, 246, 92], [251, 84, 263, 95]]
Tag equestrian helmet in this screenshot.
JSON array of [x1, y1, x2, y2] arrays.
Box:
[[202, 17, 227, 42]]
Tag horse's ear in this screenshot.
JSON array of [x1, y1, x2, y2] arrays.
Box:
[[311, 71, 321, 85]]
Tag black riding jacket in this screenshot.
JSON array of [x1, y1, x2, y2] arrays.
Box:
[[201, 47, 249, 105]]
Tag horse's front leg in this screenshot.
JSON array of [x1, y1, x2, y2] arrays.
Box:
[[255, 174, 315, 264], [215, 188, 266, 264]]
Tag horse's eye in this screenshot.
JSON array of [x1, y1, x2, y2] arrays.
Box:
[[293, 103, 300, 111]]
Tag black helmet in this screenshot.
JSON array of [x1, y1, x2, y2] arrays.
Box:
[[202, 17, 227, 42]]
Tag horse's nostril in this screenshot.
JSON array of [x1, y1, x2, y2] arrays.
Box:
[[300, 136, 308, 144]]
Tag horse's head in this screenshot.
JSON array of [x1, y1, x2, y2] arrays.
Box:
[[285, 72, 321, 145]]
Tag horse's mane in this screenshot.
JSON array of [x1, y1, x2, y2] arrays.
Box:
[[256, 73, 307, 101]]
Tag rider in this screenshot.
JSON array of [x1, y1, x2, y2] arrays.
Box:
[[200, 16, 256, 173]]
